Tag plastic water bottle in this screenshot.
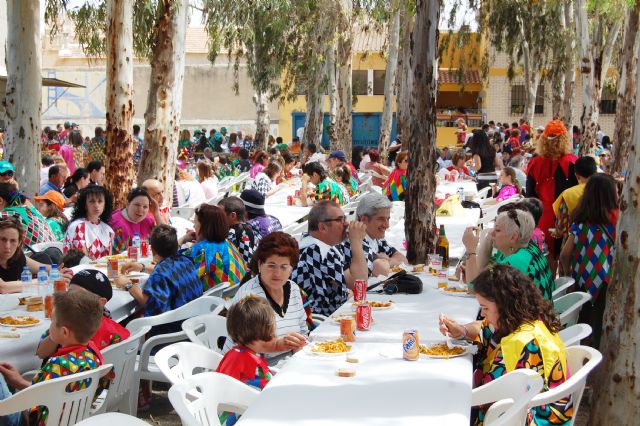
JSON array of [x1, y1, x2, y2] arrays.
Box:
[[37, 266, 49, 296], [132, 233, 141, 249], [49, 264, 60, 282], [129, 232, 141, 261], [21, 266, 33, 295]]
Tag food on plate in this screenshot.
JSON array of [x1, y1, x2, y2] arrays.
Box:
[[311, 338, 351, 354], [26, 303, 45, 312], [103, 254, 128, 260], [412, 264, 425, 272], [390, 266, 404, 273], [336, 368, 356, 377], [447, 275, 460, 282], [346, 355, 360, 363], [356, 300, 393, 308], [21, 296, 44, 312], [0, 315, 40, 326], [419, 343, 465, 357], [443, 287, 468, 294]]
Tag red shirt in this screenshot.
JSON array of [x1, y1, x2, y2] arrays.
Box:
[[91, 316, 131, 349]]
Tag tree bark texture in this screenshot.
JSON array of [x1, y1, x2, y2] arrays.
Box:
[[378, 0, 401, 160], [335, 0, 353, 160], [405, 0, 439, 264], [551, 4, 567, 120], [591, 34, 640, 424], [327, 41, 339, 147], [611, 2, 639, 177], [254, 90, 270, 151], [138, 0, 188, 206], [4, 0, 42, 196], [561, 1, 575, 126], [396, 4, 414, 151], [105, 0, 135, 209]]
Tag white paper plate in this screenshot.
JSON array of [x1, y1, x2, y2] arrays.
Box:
[[0, 316, 41, 328], [419, 344, 470, 359], [438, 288, 475, 298], [303, 342, 352, 357]]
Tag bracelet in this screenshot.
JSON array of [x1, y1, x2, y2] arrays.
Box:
[[139, 263, 145, 272]]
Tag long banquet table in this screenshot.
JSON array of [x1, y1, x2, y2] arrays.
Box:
[[238, 274, 479, 425]]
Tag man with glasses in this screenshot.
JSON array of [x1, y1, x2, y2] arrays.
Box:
[[141, 179, 170, 225], [342, 193, 408, 277], [291, 201, 368, 316]]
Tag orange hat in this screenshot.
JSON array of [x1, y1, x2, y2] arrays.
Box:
[[34, 190, 66, 211], [543, 120, 567, 139]]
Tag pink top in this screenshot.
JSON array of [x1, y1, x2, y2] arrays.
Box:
[[108, 209, 155, 251], [250, 163, 265, 179], [59, 144, 75, 174], [531, 228, 546, 252], [495, 184, 518, 201]]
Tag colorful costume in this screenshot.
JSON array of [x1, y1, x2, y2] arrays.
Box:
[[1, 206, 56, 246], [493, 241, 555, 300], [553, 183, 586, 244], [182, 240, 247, 291], [64, 219, 114, 259], [314, 177, 345, 205], [109, 210, 155, 253], [383, 169, 407, 201], [495, 184, 518, 201]]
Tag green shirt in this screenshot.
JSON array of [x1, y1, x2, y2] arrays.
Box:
[[46, 217, 66, 241], [493, 241, 555, 301]]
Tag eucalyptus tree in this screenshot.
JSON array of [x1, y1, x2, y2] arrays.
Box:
[[549, 1, 576, 124], [334, 0, 355, 158], [395, 0, 415, 151], [3, 0, 42, 195]]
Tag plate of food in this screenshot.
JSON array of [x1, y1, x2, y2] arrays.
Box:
[[439, 287, 475, 298], [352, 300, 395, 310], [411, 264, 426, 273], [419, 342, 469, 359], [304, 338, 352, 357], [0, 315, 41, 328]]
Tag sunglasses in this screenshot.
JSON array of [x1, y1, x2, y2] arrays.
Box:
[[322, 215, 347, 224], [507, 209, 520, 229]]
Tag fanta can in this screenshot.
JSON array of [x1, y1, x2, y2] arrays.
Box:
[[403, 329, 420, 361], [356, 304, 372, 331], [340, 318, 356, 342], [353, 280, 367, 302]]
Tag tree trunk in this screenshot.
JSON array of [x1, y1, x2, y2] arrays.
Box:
[[335, 0, 353, 160], [327, 41, 339, 147], [137, 0, 188, 206], [303, 83, 325, 148], [523, 70, 541, 126], [105, 0, 135, 209], [591, 34, 640, 423], [561, 1, 575, 125], [254, 90, 270, 151], [611, 2, 639, 177], [3, 0, 41, 196], [378, 0, 401, 161], [552, 3, 567, 120], [405, 0, 439, 264], [396, 3, 414, 151]]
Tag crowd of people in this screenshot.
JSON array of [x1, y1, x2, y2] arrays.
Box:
[[0, 116, 622, 425]]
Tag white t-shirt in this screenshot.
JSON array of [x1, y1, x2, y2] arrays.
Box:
[[175, 179, 206, 207], [200, 177, 219, 200]]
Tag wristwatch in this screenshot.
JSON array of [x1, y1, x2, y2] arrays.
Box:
[[124, 282, 136, 291]]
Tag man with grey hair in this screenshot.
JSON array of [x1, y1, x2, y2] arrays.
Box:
[[290, 200, 368, 315], [342, 193, 408, 277]]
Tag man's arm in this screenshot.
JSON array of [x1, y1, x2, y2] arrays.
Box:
[[343, 222, 368, 288]]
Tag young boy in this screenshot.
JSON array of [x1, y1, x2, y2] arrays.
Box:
[[0, 291, 104, 425], [36, 269, 130, 359], [216, 295, 275, 425]]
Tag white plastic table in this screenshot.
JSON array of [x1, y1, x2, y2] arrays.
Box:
[[437, 180, 478, 199]]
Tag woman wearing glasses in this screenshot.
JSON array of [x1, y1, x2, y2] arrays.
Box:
[[223, 232, 309, 364], [463, 209, 555, 300]]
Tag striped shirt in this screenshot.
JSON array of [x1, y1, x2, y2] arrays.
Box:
[[223, 275, 309, 360]]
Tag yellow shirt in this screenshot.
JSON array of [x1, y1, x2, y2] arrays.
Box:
[[552, 182, 585, 215]]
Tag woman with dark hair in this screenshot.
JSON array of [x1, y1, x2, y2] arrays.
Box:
[[332, 163, 357, 200], [64, 186, 114, 259], [440, 265, 570, 426], [446, 149, 472, 178], [34, 190, 69, 241], [68, 130, 89, 172], [383, 151, 408, 201], [250, 151, 270, 178], [179, 204, 247, 290], [300, 161, 345, 207], [0, 183, 55, 245], [251, 161, 283, 197], [109, 188, 156, 252], [560, 173, 618, 347], [63, 167, 90, 199], [223, 232, 309, 363], [280, 152, 297, 181], [364, 149, 391, 187], [469, 130, 502, 190]]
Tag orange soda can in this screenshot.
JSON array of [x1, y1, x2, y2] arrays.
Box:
[[403, 329, 420, 361], [340, 318, 356, 342], [54, 280, 67, 293], [107, 258, 119, 278], [44, 294, 54, 319]]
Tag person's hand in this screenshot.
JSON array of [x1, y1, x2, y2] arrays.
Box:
[[119, 261, 142, 276], [59, 264, 73, 283], [180, 229, 196, 245], [148, 195, 160, 215], [348, 221, 366, 244], [0, 362, 30, 390], [462, 227, 480, 252], [279, 332, 307, 352], [300, 174, 310, 185], [113, 275, 128, 290], [438, 314, 465, 339]]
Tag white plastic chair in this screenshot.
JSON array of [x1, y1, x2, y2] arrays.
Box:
[[155, 342, 223, 384], [75, 412, 151, 425], [168, 372, 260, 426], [529, 345, 602, 425], [471, 368, 543, 426], [553, 277, 576, 300], [206, 193, 226, 206], [92, 326, 150, 415], [477, 186, 491, 200], [203, 281, 231, 298], [282, 220, 308, 236], [558, 323, 592, 347], [554, 292, 592, 327], [182, 311, 228, 352], [170, 207, 195, 221], [126, 296, 225, 415], [0, 364, 113, 426]]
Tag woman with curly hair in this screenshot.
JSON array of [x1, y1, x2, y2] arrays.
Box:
[[64, 185, 114, 259], [440, 264, 570, 426], [526, 120, 578, 273]]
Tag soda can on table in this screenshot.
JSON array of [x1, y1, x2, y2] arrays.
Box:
[[141, 240, 149, 258], [353, 280, 367, 302], [340, 318, 356, 342], [402, 329, 420, 361], [107, 258, 119, 278], [128, 245, 138, 261], [356, 304, 372, 331], [457, 187, 465, 201], [287, 195, 294, 206], [54, 280, 67, 293], [44, 294, 53, 319], [295, 189, 301, 198]]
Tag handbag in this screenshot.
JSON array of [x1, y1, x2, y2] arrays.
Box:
[[24, 243, 63, 265], [369, 270, 423, 295]]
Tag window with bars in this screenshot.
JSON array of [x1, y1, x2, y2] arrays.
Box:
[[373, 70, 386, 95], [600, 87, 616, 114], [510, 85, 544, 115], [352, 70, 369, 96]]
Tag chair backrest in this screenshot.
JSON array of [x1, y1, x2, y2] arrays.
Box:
[[156, 342, 223, 384], [529, 346, 602, 424], [282, 220, 308, 236], [168, 372, 259, 426], [202, 282, 230, 298], [206, 193, 225, 206], [31, 241, 65, 252], [170, 207, 195, 221], [127, 296, 225, 334], [75, 412, 151, 425], [95, 326, 150, 414], [472, 369, 543, 426], [553, 277, 576, 300], [554, 292, 592, 327], [182, 311, 228, 352], [477, 186, 491, 200], [0, 364, 113, 426], [558, 323, 592, 347]]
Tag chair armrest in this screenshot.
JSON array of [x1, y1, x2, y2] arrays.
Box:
[[138, 331, 188, 374]]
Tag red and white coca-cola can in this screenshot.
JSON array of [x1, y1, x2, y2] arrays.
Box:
[[356, 304, 372, 331], [353, 280, 367, 302], [141, 240, 149, 258], [287, 195, 294, 206]]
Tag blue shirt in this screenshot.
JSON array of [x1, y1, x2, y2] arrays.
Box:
[[143, 254, 203, 317], [39, 180, 65, 197]]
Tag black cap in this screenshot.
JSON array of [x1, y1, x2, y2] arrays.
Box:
[[70, 269, 113, 300], [240, 189, 266, 216]]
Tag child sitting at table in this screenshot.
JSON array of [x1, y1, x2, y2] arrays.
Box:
[[36, 269, 130, 359], [484, 166, 521, 205], [216, 294, 275, 425], [0, 290, 104, 426]]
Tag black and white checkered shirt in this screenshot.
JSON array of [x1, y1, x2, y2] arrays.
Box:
[[341, 235, 398, 276], [228, 223, 261, 265], [290, 234, 348, 316], [250, 172, 273, 196]]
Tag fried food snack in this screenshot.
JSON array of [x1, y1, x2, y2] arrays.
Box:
[[419, 343, 465, 357], [311, 338, 351, 353], [0, 315, 40, 326]]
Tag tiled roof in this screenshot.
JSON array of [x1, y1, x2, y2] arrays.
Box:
[[439, 69, 481, 85], [184, 27, 210, 53]]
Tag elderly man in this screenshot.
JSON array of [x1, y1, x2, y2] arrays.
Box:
[[218, 196, 262, 265], [141, 179, 170, 225], [326, 150, 357, 178], [39, 165, 68, 196], [342, 193, 408, 277], [291, 200, 368, 316]]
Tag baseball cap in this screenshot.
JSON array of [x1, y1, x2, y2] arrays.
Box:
[[240, 189, 266, 216], [0, 161, 14, 174], [69, 269, 113, 300], [34, 190, 66, 211], [220, 127, 227, 133], [328, 150, 346, 162]]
